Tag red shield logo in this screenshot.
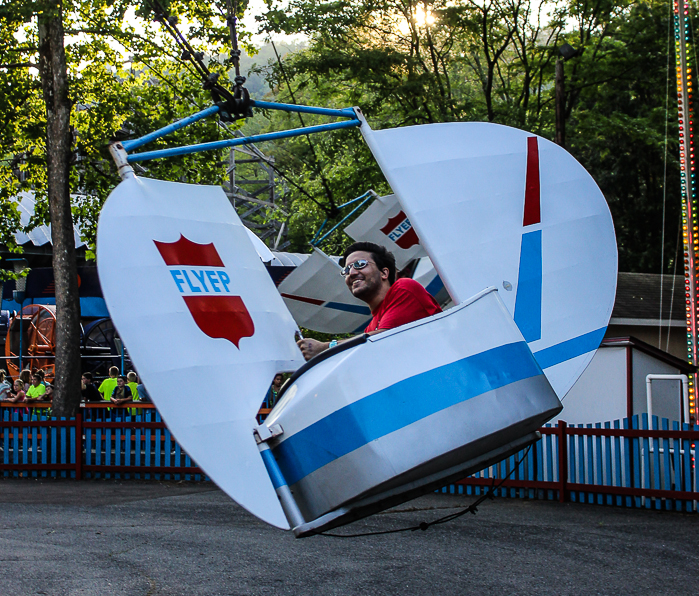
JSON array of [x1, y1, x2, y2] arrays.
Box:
[[154, 235, 255, 348], [380, 211, 419, 249]]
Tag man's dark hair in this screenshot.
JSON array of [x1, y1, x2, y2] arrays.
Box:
[[82, 372, 93, 382], [341, 242, 396, 284], [118, 375, 127, 382]]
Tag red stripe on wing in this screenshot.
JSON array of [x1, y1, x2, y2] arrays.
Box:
[[523, 137, 541, 226]]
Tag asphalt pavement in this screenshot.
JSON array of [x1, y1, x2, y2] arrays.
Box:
[[0, 478, 697, 595]]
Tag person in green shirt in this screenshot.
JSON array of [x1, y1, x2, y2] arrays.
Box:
[[98, 366, 119, 401], [25, 374, 47, 403], [126, 371, 141, 417], [126, 371, 140, 401]]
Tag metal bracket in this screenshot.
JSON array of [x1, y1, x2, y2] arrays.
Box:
[[109, 142, 135, 180], [254, 423, 284, 444]]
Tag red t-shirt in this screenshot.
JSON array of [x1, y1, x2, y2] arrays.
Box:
[[365, 278, 442, 332]]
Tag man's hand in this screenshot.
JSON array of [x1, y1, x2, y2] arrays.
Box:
[[297, 338, 329, 361]]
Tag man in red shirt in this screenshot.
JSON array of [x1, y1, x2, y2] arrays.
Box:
[[297, 242, 442, 360]]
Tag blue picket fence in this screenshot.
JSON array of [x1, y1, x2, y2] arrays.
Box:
[[0, 404, 204, 481], [443, 415, 699, 512], [2, 404, 697, 512]]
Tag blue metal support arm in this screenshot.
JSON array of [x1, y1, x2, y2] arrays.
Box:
[[310, 217, 329, 245], [249, 100, 357, 119], [309, 190, 374, 245], [337, 190, 376, 210], [312, 195, 373, 246], [126, 118, 361, 163], [121, 105, 220, 153]]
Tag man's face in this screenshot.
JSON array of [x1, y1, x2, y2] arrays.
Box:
[[32, 376, 41, 387], [344, 250, 386, 302], [117, 378, 125, 388], [81, 376, 89, 385]]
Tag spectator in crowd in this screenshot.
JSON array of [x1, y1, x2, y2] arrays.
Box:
[[81, 372, 102, 402], [25, 374, 47, 403], [28, 381, 52, 419], [7, 379, 28, 416], [36, 369, 46, 386], [0, 371, 11, 401], [110, 375, 133, 405], [7, 379, 26, 404], [98, 366, 119, 401], [125, 371, 141, 416], [126, 371, 140, 401], [266, 373, 284, 408], [19, 369, 31, 392]]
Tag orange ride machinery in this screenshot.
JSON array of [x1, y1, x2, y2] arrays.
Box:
[[4, 304, 56, 382]]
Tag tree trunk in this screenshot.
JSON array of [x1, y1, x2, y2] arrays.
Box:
[[555, 59, 565, 147], [37, 1, 82, 417]]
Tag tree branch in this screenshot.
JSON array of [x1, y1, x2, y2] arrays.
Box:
[[0, 62, 38, 69]]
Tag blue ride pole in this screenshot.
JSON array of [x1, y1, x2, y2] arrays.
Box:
[[121, 105, 221, 153], [126, 118, 361, 163]]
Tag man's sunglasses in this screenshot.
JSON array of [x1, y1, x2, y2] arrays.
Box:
[[340, 259, 372, 277]]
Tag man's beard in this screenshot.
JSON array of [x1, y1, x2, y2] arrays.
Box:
[[350, 275, 380, 302]]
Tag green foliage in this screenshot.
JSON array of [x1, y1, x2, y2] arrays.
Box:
[[0, 0, 690, 277], [565, 0, 682, 273], [0, 0, 257, 258], [256, 0, 687, 272]]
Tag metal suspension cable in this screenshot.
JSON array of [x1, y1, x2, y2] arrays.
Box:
[[223, 0, 244, 84], [316, 446, 533, 538], [150, 3, 210, 82], [146, 0, 241, 113], [271, 39, 338, 216], [135, 2, 342, 212], [660, 0, 673, 348], [133, 53, 328, 210]]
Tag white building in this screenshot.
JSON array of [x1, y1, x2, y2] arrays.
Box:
[[553, 273, 695, 425]]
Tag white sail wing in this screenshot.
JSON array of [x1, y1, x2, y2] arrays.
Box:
[[96, 176, 305, 529], [360, 118, 617, 398], [344, 194, 426, 270]]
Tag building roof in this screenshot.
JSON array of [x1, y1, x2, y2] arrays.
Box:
[[13, 192, 86, 251], [611, 272, 684, 324], [601, 336, 697, 373]]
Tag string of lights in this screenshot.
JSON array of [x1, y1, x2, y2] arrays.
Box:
[[675, 0, 697, 422]]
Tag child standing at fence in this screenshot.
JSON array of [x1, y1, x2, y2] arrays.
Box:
[[98, 366, 119, 401], [110, 376, 133, 405], [19, 369, 31, 392], [0, 371, 11, 401], [81, 372, 102, 402], [126, 371, 140, 401], [126, 371, 140, 416], [25, 374, 46, 403], [7, 379, 28, 415]]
